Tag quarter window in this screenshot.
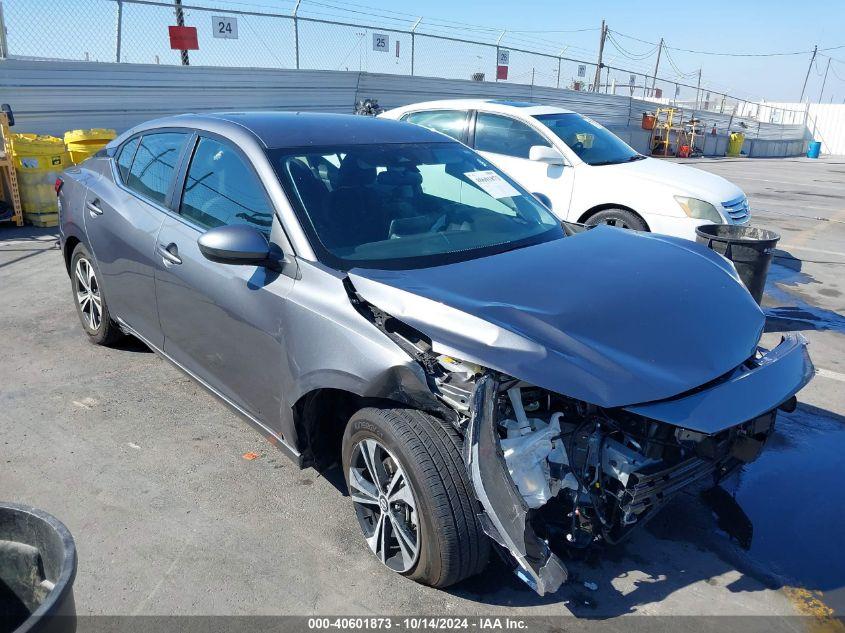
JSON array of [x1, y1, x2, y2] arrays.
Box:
[[179, 137, 274, 235], [474, 113, 551, 159], [403, 110, 469, 143], [126, 133, 187, 205], [115, 137, 140, 184]]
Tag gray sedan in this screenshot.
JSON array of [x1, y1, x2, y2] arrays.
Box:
[[58, 112, 812, 595]]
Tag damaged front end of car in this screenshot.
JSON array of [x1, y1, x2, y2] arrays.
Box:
[[347, 277, 813, 595], [343, 226, 814, 596], [461, 335, 812, 595]]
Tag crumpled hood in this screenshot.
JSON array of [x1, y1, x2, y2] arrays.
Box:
[[348, 226, 765, 408], [600, 157, 744, 203]]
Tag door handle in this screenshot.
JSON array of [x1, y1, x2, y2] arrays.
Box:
[[86, 199, 104, 216], [156, 243, 182, 265]]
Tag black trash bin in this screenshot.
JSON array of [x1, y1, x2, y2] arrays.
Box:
[[695, 224, 780, 305], [0, 503, 76, 633]]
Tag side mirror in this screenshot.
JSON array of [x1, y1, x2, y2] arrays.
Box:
[[198, 224, 273, 267], [532, 192, 552, 209], [529, 145, 565, 165]]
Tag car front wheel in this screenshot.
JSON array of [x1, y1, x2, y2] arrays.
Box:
[[585, 208, 648, 231], [70, 244, 124, 345], [342, 407, 489, 588]]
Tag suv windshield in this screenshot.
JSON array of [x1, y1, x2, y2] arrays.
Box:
[[534, 113, 643, 166], [269, 142, 563, 270]]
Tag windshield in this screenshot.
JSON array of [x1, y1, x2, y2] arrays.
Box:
[[269, 142, 563, 270], [534, 113, 642, 166]]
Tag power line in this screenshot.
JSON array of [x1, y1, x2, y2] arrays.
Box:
[[610, 29, 845, 58]]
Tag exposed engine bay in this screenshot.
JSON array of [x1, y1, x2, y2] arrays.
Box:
[[346, 281, 805, 596], [454, 368, 777, 595]]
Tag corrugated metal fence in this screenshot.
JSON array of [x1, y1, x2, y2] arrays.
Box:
[[0, 59, 809, 157]]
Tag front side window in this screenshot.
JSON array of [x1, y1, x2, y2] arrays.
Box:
[[179, 137, 274, 235], [115, 137, 140, 184], [269, 142, 563, 270], [534, 113, 641, 165], [403, 110, 469, 143], [126, 133, 187, 205], [474, 113, 551, 159]]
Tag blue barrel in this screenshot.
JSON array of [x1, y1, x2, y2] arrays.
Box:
[[807, 141, 822, 158]]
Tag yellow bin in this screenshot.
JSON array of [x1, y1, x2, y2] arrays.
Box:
[[10, 134, 72, 225], [64, 128, 116, 164], [727, 132, 745, 157]]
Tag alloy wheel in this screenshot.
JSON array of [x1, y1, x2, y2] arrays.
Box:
[[348, 438, 420, 573], [75, 257, 102, 332]]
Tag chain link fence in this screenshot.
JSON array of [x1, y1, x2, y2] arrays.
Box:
[[1, 0, 808, 126]]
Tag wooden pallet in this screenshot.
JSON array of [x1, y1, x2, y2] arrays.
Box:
[[0, 112, 24, 227]]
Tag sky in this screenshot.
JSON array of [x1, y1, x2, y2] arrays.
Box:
[[351, 0, 845, 103], [8, 0, 845, 104]]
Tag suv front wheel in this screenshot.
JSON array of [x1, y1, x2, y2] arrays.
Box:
[[342, 408, 489, 588]]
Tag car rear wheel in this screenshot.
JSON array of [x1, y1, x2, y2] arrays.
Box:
[[70, 244, 124, 346], [342, 407, 489, 588], [585, 208, 648, 231]]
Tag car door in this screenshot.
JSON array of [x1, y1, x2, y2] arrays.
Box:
[[471, 112, 574, 217], [154, 134, 295, 432], [83, 131, 190, 348]]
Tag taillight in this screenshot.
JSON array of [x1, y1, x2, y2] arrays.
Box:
[[54, 177, 63, 195]]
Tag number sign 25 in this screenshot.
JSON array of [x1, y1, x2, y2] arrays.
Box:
[[212, 16, 238, 40], [372, 33, 390, 52]]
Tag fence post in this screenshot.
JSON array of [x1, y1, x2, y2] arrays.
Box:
[[410, 17, 421, 77], [495, 30, 505, 82], [0, 1, 8, 60], [292, 0, 301, 69], [115, 0, 123, 63]]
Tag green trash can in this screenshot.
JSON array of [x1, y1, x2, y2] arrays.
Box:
[[695, 224, 780, 305]]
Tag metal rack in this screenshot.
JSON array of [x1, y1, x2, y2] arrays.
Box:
[[0, 111, 24, 227]]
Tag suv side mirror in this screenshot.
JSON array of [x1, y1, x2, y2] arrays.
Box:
[[529, 145, 565, 165], [198, 224, 273, 267]]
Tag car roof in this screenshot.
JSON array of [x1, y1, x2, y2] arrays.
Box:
[[383, 99, 576, 117], [124, 111, 454, 149]]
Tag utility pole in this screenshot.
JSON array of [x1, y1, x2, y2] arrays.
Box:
[[174, 0, 189, 66], [592, 19, 606, 92], [694, 68, 702, 112], [799, 44, 817, 102], [650, 38, 663, 97], [818, 57, 831, 103]]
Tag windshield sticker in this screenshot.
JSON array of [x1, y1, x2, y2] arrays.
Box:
[[464, 170, 520, 199]]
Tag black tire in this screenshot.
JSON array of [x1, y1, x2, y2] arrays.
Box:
[[585, 208, 648, 231], [69, 243, 124, 346], [342, 407, 489, 588]]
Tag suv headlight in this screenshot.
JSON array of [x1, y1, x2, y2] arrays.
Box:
[[674, 196, 723, 223]]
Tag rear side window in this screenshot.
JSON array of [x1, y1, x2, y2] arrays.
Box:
[[179, 137, 274, 235], [474, 113, 551, 159], [403, 110, 468, 143], [115, 137, 139, 184], [126, 132, 187, 205]]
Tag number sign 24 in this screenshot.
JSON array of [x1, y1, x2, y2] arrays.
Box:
[[212, 16, 238, 40]]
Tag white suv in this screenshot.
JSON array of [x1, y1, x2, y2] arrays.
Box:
[[380, 99, 750, 240]]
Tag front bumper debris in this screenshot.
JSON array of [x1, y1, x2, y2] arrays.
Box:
[[463, 375, 567, 596]]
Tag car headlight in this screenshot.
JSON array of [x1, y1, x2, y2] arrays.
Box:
[[674, 196, 723, 224]]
